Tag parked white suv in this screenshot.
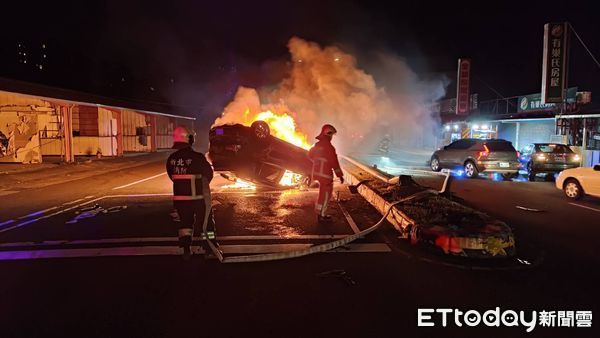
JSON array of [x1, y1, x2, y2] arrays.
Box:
[[556, 165, 600, 199]]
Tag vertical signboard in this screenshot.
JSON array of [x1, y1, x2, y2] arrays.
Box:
[[541, 22, 569, 104], [456, 58, 471, 115]]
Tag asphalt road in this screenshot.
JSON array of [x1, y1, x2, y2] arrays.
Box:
[[0, 153, 599, 337]]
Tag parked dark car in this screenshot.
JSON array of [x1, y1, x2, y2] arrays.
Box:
[[519, 143, 580, 181], [208, 121, 313, 187], [430, 138, 520, 179]]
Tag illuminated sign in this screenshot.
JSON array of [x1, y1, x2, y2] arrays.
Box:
[[541, 23, 569, 104]]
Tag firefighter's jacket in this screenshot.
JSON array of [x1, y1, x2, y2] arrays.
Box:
[[166, 142, 213, 201], [308, 138, 343, 182]]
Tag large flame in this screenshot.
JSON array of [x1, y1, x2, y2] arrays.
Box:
[[252, 110, 311, 150], [221, 107, 311, 188]]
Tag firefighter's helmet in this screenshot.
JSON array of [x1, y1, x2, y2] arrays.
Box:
[[173, 126, 195, 145], [316, 124, 337, 140]]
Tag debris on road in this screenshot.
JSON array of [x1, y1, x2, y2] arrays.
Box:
[[67, 204, 127, 224], [515, 206, 545, 212], [342, 158, 516, 258], [317, 269, 357, 286]]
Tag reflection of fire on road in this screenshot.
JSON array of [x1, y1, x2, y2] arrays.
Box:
[[222, 177, 257, 190]]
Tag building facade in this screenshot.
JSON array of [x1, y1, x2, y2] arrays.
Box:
[[0, 84, 194, 163]]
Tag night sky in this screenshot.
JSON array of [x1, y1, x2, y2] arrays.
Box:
[[1, 0, 599, 118]]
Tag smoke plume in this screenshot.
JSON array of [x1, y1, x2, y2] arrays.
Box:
[[213, 37, 448, 154]]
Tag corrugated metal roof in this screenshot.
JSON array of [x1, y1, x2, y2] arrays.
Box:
[[0, 77, 195, 120]]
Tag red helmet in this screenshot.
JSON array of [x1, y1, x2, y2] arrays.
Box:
[[173, 126, 195, 145], [317, 124, 337, 140]]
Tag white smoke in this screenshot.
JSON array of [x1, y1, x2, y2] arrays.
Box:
[[213, 37, 448, 154]]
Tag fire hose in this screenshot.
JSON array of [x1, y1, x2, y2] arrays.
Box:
[[206, 189, 437, 263]]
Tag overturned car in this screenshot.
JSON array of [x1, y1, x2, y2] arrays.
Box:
[[208, 121, 313, 187]]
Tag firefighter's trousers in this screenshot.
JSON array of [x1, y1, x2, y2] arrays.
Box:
[[315, 178, 334, 217], [175, 196, 215, 250]]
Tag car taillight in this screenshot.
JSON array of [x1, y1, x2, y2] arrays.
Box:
[[478, 144, 490, 160]]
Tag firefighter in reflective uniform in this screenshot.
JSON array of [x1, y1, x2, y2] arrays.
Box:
[[166, 126, 216, 259], [308, 124, 344, 223]]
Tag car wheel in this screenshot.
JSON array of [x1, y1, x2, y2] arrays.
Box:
[[527, 162, 536, 182], [251, 121, 270, 139], [563, 179, 583, 200], [430, 156, 441, 172], [464, 161, 478, 178]]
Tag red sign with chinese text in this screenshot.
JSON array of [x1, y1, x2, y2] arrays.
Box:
[[456, 58, 471, 115]]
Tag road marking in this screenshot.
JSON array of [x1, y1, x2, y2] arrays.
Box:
[[109, 193, 171, 198], [17, 206, 61, 219], [0, 196, 108, 234], [62, 196, 94, 206], [217, 234, 348, 240], [0, 190, 19, 197], [569, 202, 600, 213], [0, 243, 390, 260], [0, 194, 171, 234], [112, 172, 167, 190], [0, 235, 351, 248], [337, 201, 361, 234], [0, 219, 15, 227]]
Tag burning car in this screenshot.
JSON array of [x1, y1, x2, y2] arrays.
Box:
[[208, 121, 313, 187]]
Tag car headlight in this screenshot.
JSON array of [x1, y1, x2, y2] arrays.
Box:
[[535, 154, 547, 161], [572, 154, 581, 162]]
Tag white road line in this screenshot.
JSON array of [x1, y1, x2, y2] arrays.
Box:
[[0, 196, 108, 234], [0, 190, 19, 197], [62, 197, 90, 206], [0, 194, 172, 234], [337, 202, 361, 234], [569, 202, 600, 213], [217, 234, 348, 240], [113, 172, 167, 190], [0, 219, 15, 227], [17, 206, 61, 219], [0, 243, 390, 260], [0, 234, 350, 248], [109, 193, 171, 198]]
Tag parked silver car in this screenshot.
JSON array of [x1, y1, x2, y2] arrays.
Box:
[[430, 138, 520, 179]]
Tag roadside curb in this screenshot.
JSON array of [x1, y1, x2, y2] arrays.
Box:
[[340, 157, 516, 259], [341, 163, 415, 237]]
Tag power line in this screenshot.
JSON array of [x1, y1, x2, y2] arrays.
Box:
[[568, 22, 600, 71]]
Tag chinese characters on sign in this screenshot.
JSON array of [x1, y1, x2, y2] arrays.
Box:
[[541, 22, 569, 104], [517, 87, 577, 113], [456, 58, 471, 115]]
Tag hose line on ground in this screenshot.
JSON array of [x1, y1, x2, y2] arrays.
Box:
[[207, 189, 437, 264]]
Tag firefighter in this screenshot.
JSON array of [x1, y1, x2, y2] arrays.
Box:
[[166, 126, 216, 259], [308, 124, 344, 223]]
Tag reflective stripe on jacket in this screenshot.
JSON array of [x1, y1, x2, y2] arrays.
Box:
[[308, 139, 343, 181]]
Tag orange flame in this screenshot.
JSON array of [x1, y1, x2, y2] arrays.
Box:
[[223, 107, 312, 188], [238, 108, 312, 150]]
